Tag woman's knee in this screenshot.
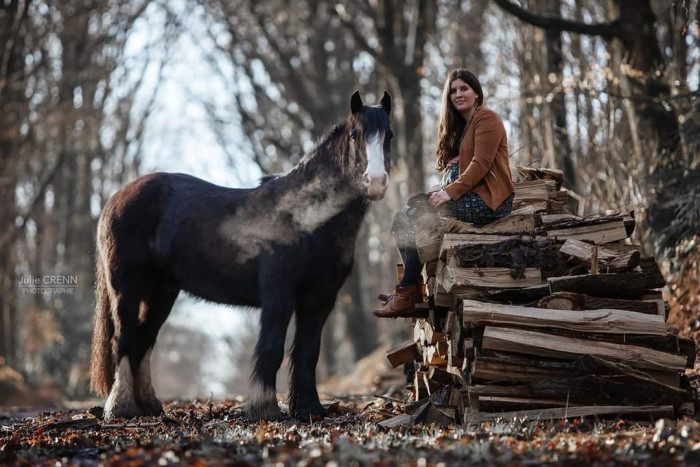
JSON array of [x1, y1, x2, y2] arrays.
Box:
[[391, 207, 416, 247]]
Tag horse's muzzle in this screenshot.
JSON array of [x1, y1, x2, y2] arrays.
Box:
[[363, 173, 388, 200]]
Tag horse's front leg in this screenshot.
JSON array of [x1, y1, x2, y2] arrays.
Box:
[[288, 289, 338, 420], [246, 285, 295, 421]]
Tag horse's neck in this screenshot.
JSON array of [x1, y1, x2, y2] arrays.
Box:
[[275, 148, 367, 235], [291, 144, 362, 199]]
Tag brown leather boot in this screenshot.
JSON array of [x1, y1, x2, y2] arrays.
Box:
[[373, 283, 421, 318], [377, 278, 424, 302]]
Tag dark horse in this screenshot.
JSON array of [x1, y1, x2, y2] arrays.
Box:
[[90, 91, 392, 421]]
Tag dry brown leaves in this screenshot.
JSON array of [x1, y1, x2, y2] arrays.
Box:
[[2, 399, 700, 465]]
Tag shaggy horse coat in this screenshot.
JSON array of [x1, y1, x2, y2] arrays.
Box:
[[90, 91, 392, 421]]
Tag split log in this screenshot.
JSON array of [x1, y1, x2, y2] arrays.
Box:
[[515, 166, 564, 189], [468, 376, 686, 407], [545, 219, 629, 244], [514, 179, 558, 201], [446, 364, 469, 387], [455, 238, 575, 279], [423, 344, 448, 367], [386, 341, 421, 368], [481, 327, 687, 372], [435, 339, 449, 358], [464, 405, 674, 424], [415, 214, 538, 263], [414, 370, 443, 400], [427, 366, 453, 385], [512, 201, 548, 213], [413, 319, 444, 345], [461, 299, 668, 335], [494, 326, 695, 368], [559, 239, 641, 273], [447, 344, 466, 369], [463, 338, 475, 360], [469, 350, 683, 389], [540, 214, 580, 224], [476, 396, 581, 412], [445, 310, 462, 336], [439, 233, 550, 261], [440, 266, 542, 292], [474, 285, 551, 304], [580, 355, 687, 393], [565, 189, 584, 216], [592, 242, 645, 255], [548, 258, 666, 299], [540, 213, 623, 230], [471, 352, 589, 382], [535, 292, 660, 315]]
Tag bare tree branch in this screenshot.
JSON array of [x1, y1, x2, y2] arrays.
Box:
[[493, 0, 618, 38]]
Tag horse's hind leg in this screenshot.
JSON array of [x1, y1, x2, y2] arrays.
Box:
[[288, 288, 338, 420], [247, 284, 295, 421], [134, 281, 179, 416], [103, 287, 142, 420]]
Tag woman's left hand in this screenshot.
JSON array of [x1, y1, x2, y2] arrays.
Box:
[[429, 190, 451, 207]]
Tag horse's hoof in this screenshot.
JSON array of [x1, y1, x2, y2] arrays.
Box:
[[245, 401, 284, 421], [137, 396, 163, 417], [104, 398, 140, 421], [290, 403, 327, 421]]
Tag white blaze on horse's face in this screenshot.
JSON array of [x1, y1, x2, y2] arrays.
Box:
[[362, 132, 389, 200]]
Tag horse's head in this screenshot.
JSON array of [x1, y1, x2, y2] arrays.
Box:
[[348, 91, 392, 200]]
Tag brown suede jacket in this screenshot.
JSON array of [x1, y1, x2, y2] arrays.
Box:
[[443, 106, 515, 211]]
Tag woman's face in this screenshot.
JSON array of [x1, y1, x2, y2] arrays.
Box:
[[449, 78, 478, 115]]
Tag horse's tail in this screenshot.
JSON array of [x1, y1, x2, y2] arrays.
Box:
[[89, 251, 115, 397]]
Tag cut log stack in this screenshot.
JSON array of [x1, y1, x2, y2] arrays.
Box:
[[382, 166, 696, 427]]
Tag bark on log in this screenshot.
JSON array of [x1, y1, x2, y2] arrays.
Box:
[[548, 258, 666, 299], [535, 292, 660, 315], [461, 299, 668, 335], [481, 326, 687, 372], [468, 375, 686, 407]]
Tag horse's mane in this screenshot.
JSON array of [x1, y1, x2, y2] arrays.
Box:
[[264, 106, 389, 186], [259, 174, 281, 184]]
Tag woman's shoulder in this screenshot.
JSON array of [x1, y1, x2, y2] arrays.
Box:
[[474, 106, 502, 121], [473, 107, 505, 129]]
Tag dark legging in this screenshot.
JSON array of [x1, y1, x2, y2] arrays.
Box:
[[397, 246, 423, 287]]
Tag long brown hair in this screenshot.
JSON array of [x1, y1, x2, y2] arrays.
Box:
[[435, 69, 484, 171]]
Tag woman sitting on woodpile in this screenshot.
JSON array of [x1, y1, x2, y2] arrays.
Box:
[[375, 69, 515, 318]]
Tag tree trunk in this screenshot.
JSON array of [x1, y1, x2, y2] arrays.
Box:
[[614, 0, 678, 155], [53, 3, 98, 395], [542, 0, 575, 190], [494, 0, 680, 156], [0, 0, 30, 368], [398, 76, 425, 194]]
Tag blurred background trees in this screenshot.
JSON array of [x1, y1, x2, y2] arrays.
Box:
[[1, 0, 698, 403]]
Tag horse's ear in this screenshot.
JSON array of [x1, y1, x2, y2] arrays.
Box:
[[380, 91, 392, 116], [350, 91, 363, 115]]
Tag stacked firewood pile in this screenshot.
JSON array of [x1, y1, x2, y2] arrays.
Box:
[[380, 167, 697, 427]]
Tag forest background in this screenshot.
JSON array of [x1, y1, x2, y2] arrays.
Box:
[[1, 0, 698, 405]]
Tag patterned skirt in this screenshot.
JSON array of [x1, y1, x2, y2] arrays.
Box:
[[391, 164, 514, 249]]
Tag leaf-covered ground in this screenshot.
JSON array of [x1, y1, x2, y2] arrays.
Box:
[[3, 399, 700, 465]]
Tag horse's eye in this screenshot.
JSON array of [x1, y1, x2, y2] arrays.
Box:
[[351, 130, 358, 141], [387, 131, 393, 141]]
